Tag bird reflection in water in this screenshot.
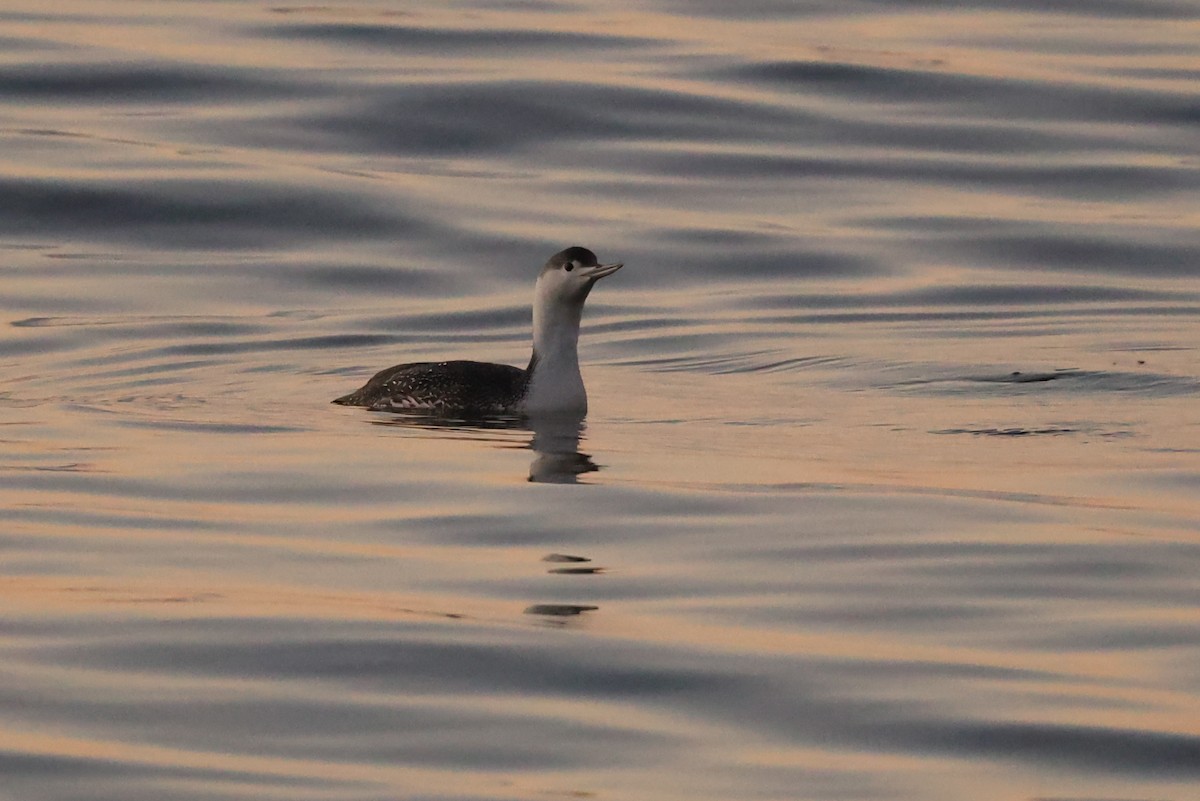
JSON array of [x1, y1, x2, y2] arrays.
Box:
[[363, 412, 603, 623], [525, 412, 597, 484], [367, 410, 599, 484]]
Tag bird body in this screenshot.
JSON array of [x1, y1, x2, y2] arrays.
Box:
[[331, 359, 528, 414], [332, 247, 622, 416]]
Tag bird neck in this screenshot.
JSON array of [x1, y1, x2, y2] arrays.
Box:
[[524, 288, 586, 412]]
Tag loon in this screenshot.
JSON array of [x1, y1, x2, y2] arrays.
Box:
[[332, 246, 623, 415]]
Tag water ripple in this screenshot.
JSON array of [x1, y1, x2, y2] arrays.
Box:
[[0, 178, 404, 247], [262, 21, 661, 52]]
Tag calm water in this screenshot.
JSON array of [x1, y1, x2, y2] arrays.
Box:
[[2, 2, 1199, 799]]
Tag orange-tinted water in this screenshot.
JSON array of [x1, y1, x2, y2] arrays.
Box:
[[2, 2, 1198, 800]]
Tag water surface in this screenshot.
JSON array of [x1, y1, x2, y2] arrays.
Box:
[[2, 2, 1199, 800]]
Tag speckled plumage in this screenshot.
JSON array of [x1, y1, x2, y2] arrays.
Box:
[[331, 359, 530, 413]]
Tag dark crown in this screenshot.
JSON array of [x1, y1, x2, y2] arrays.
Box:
[[544, 246, 599, 272]]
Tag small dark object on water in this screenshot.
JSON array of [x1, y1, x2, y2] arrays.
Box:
[[524, 604, 599, 616], [543, 553, 591, 562]]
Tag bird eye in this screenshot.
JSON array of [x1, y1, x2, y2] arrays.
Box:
[[564, 262, 575, 272]]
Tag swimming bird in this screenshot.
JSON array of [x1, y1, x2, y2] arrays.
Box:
[[332, 246, 623, 415]]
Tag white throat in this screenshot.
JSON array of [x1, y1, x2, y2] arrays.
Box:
[[522, 280, 587, 413]]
